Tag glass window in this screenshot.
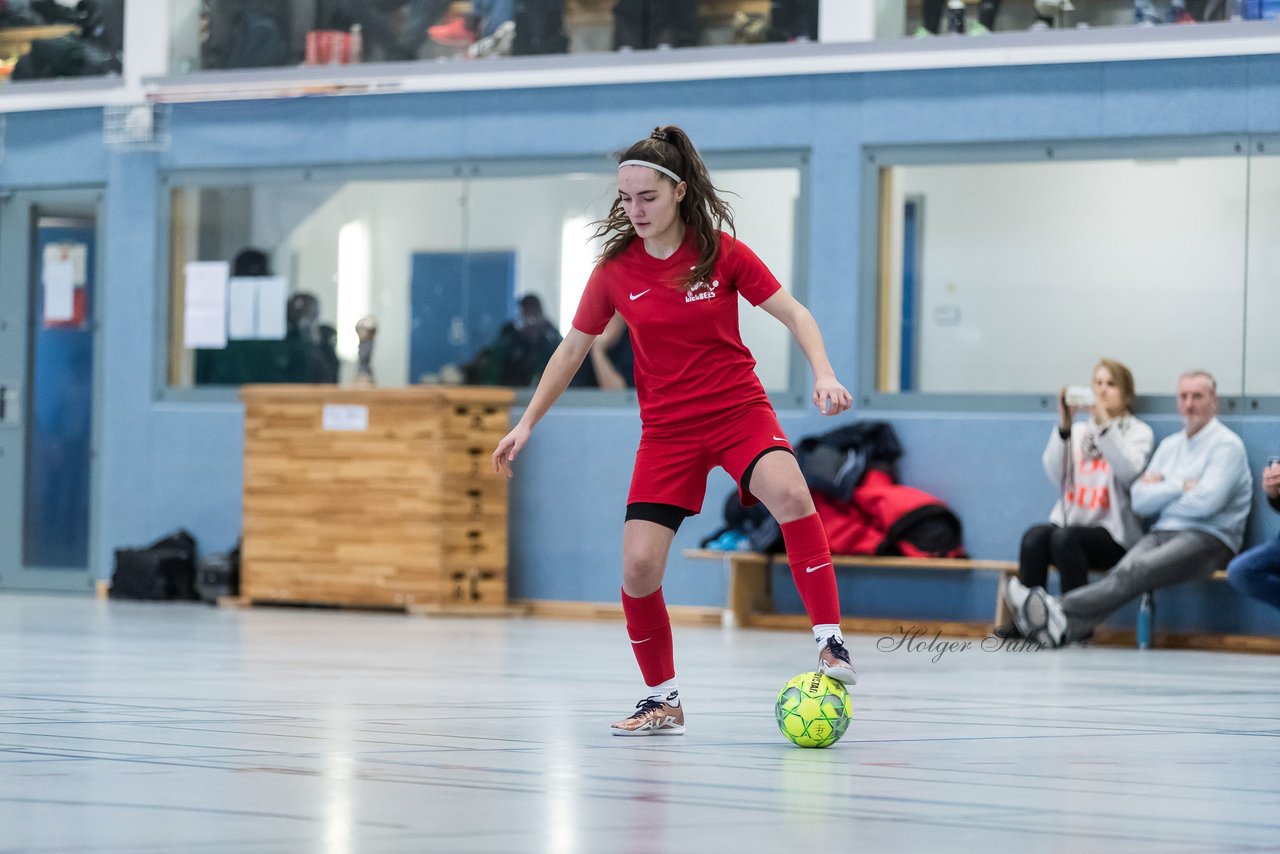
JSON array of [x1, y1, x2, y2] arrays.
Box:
[[165, 159, 803, 394], [174, 0, 779, 73], [3, 1, 124, 84], [1245, 144, 1280, 398], [871, 146, 1250, 403], [165, 0, 1280, 77]]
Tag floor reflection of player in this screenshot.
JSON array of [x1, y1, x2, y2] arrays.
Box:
[[492, 125, 856, 736]]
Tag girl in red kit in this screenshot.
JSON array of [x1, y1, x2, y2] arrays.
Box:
[[492, 125, 854, 736]]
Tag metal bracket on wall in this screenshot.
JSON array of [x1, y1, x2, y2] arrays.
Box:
[[103, 104, 170, 151]]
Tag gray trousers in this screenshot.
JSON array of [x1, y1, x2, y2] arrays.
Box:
[[1060, 530, 1233, 642]]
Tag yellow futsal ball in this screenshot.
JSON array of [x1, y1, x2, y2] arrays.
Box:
[[775, 671, 852, 748]]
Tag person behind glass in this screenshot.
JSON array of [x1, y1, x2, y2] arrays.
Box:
[[491, 125, 855, 736], [591, 314, 634, 389], [1225, 456, 1280, 612], [322, 0, 450, 60], [1017, 360, 1154, 605], [1006, 370, 1252, 647], [483, 294, 563, 386], [613, 0, 700, 49], [916, 0, 1001, 34], [1135, 0, 1195, 25]]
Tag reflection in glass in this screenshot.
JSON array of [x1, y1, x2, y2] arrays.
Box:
[[1245, 154, 1280, 397], [169, 163, 802, 392], [5, 1, 123, 84], [877, 155, 1248, 397], [26, 217, 95, 568], [174, 0, 843, 75]]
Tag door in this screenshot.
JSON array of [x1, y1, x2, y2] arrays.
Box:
[[408, 251, 516, 382], [0, 189, 102, 592]]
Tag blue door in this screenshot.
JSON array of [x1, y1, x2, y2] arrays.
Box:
[[409, 251, 516, 382], [0, 190, 101, 592]]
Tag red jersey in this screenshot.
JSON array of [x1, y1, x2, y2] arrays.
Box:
[[572, 231, 781, 433]]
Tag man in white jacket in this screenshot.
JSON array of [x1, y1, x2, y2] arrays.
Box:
[[1007, 371, 1252, 647]]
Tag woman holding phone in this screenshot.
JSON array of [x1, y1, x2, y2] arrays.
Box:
[[1010, 359, 1154, 627]]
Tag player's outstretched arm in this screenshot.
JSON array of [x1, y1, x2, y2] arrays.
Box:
[[759, 290, 852, 417], [492, 327, 596, 478]]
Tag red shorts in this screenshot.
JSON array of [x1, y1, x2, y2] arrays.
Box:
[[627, 405, 792, 515]]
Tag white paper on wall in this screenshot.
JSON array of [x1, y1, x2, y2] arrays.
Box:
[[227, 278, 258, 340], [42, 259, 76, 322], [226, 276, 288, 340], [254, 276, 288, 340], [184, 261, 230, 349], [322, 404, 368, 431], [183, 305, 227, 349]]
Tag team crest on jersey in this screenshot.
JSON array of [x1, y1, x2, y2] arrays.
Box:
[[685, 279, 720, 303]]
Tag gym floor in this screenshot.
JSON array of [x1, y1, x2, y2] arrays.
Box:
[[2, 592, 1277, 853]]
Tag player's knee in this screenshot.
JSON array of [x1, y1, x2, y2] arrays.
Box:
[[1226, 554, 1264, 596], [621, 551, 665, 593], [768, 482, 814, 522]]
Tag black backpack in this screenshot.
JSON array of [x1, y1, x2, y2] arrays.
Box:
[[111, 530, 199, 601], [699, 491, 785, 554]]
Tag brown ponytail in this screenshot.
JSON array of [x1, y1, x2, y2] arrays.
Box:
[[591, 125, 735, 291]]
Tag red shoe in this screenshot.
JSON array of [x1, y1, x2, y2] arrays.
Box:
[[429, 16, 476, 47], [1172, 8, 1196, 22]]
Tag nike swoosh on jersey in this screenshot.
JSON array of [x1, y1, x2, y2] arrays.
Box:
[[805, 562, 832, 573], [772, 436, 787, 441], [629, 289, 652, 300]]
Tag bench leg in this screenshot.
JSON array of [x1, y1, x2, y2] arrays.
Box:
[[727, 554, 771, 628], [993, 569, 1016, 632]]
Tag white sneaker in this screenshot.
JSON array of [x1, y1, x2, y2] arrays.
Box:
[[1023, 587, 1068, 648], [1004, 577, 1034, 636], [467, 20, 515, 59]]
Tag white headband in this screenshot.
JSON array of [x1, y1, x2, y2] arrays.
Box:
[[619, 159, 683, 185]]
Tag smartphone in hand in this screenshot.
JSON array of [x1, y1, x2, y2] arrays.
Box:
[[1065, 386, 1095, 408]]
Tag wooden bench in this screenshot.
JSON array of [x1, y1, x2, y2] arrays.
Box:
[[683, 548, 1018, 633], [683, 549, 1254, 647]]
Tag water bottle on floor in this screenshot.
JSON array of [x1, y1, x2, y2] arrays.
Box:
[[1137, 591, 1155, 649]]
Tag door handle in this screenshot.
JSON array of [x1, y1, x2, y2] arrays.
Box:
[[0, 383, 17, 425]]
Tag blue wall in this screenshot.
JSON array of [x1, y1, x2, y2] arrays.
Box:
[[9, 56, 1277, 635]]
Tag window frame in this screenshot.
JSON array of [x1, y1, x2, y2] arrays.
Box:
[[155, 150, 812, 408], [857, 134, 1278, 418]]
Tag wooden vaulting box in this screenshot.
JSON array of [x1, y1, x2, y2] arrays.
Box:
[[239, 385, 514, 611]]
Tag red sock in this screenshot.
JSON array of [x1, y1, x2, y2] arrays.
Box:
[[781, 513, 841, 626], [621, 586, 675, 687]]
